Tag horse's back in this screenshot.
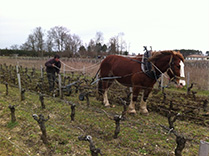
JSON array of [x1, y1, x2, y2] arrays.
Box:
[[100, 55, 131, 70], [100, 55, 142, 78], [101, 55, 125, 63]]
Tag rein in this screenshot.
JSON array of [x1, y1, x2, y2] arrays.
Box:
[[128, 58, 144, 64]]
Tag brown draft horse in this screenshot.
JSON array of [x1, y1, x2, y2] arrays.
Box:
[[98, 50, 185, 115]]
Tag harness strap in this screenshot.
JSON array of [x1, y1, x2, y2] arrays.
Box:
[[91, 76, 122, 85], [128, 58, 144, 64], [129, 57, 161, 80]]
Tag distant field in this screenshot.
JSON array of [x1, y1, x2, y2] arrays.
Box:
[[185, 60, 209, 90], [0, 56, 101, 77]]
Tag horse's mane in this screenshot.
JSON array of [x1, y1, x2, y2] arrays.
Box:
[[149, 50, 184, 62]]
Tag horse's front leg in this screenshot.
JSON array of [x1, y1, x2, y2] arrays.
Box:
[[140, 89, 152, 115], [128, 87, 140, 114]]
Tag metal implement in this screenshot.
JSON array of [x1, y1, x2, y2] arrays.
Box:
[[91, 76, 122, 85]]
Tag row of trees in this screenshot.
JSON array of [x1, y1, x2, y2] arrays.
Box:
[[9, 26, 129, 58], [5, 26, 209, 58], [177, 49, 203, 58]]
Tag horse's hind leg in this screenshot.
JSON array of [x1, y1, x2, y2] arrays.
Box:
[[98, 80, 103, 95], [102, 80, 113, 107], [103, 88, 110, 107]]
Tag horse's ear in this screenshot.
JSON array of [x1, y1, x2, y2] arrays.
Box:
[[173, 51, 178, 55], [175, 51, 184, 62]]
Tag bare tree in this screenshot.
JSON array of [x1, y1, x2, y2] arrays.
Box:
[[10, 44, 19, 50], [107, 33, 127, 55], [46, 35, 53, 52], [118, 32, 127, 54], [71, 34, 82, 56], [64, 33, 73, 57], [20, 27, 45, 54], [34, 27, 45, 52], [108, 37, 118, 55], [87, 39, 96, 57], [47, 26, 70, 52], [95, 31, 104, 44], [22, 34, 36, 51]]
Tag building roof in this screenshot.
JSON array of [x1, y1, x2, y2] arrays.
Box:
[[186, 55, 208, 58]]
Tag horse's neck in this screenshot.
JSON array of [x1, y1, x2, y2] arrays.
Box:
[[154, 55, 171, 73]]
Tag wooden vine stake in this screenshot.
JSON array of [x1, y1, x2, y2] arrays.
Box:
[[17, 72, 22, 101], [39, 93, 45, 109], [70, 103, 76, 121], [58, 74, 62, 98], [78, 135, 102, 156], [40, 65, 43, 78], [4, 82, 8, 95], [203, 99, 208, 112], [113, 115, 122, 139], [33, 114, 49, 144], [167, 101, 187, 156], [8, 105, 16, 122], [21, 89, 25, 101], [85, 93, 90, 106], [66, 101, 76, 121], [119, 97, 127, 120]]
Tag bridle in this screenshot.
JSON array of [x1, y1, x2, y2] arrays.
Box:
[[165, 55, 183, 83], [150, 54, 183, 85]]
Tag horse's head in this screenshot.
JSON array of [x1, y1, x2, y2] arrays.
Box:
[[166, 52, 186, 87], [149, 51, 186, 87]]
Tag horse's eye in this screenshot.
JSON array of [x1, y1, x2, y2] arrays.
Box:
[[177, 65, 180, 69]]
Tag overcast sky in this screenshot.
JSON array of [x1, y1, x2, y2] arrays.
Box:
[[0, 0, 209, 54]]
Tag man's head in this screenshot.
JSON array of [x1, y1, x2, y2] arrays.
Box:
[[54, 54, 60, 62]]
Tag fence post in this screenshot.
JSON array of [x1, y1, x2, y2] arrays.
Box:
[[58, 74, 62, 98], [63, 64, 66, 77], [16, 65, 18, 73], [198, 140, 209, 156], [161, 75, 164, 89], [41, 65, 43, 78], [17, 73, 22, 100], [187, 72, 190, 95]]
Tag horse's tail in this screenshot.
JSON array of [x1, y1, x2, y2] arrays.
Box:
[[96, 67, 104, 95], [90, 66, 103, 95], [91, 67, 101, 84]]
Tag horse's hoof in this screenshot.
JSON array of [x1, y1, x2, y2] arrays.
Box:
[[104, 104, 110, 107], [140, 110, 149, 116], [128, 109, 136, 114]]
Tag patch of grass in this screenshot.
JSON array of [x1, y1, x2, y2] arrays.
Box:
[[0, 82, 209, 155], [7, 121, 18, 129]]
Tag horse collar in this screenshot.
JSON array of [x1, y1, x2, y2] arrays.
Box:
[[144, 70, 162, 80]]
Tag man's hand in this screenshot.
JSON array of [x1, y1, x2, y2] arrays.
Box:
[[52, 64, 55, 67]]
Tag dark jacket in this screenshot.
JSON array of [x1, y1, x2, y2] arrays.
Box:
[[45, 59, 61, 74]]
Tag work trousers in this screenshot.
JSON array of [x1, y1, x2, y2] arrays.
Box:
[[47, 73, 55, 92]]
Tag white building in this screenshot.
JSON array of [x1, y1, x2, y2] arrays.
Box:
[[186, 55, 209, 60]]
